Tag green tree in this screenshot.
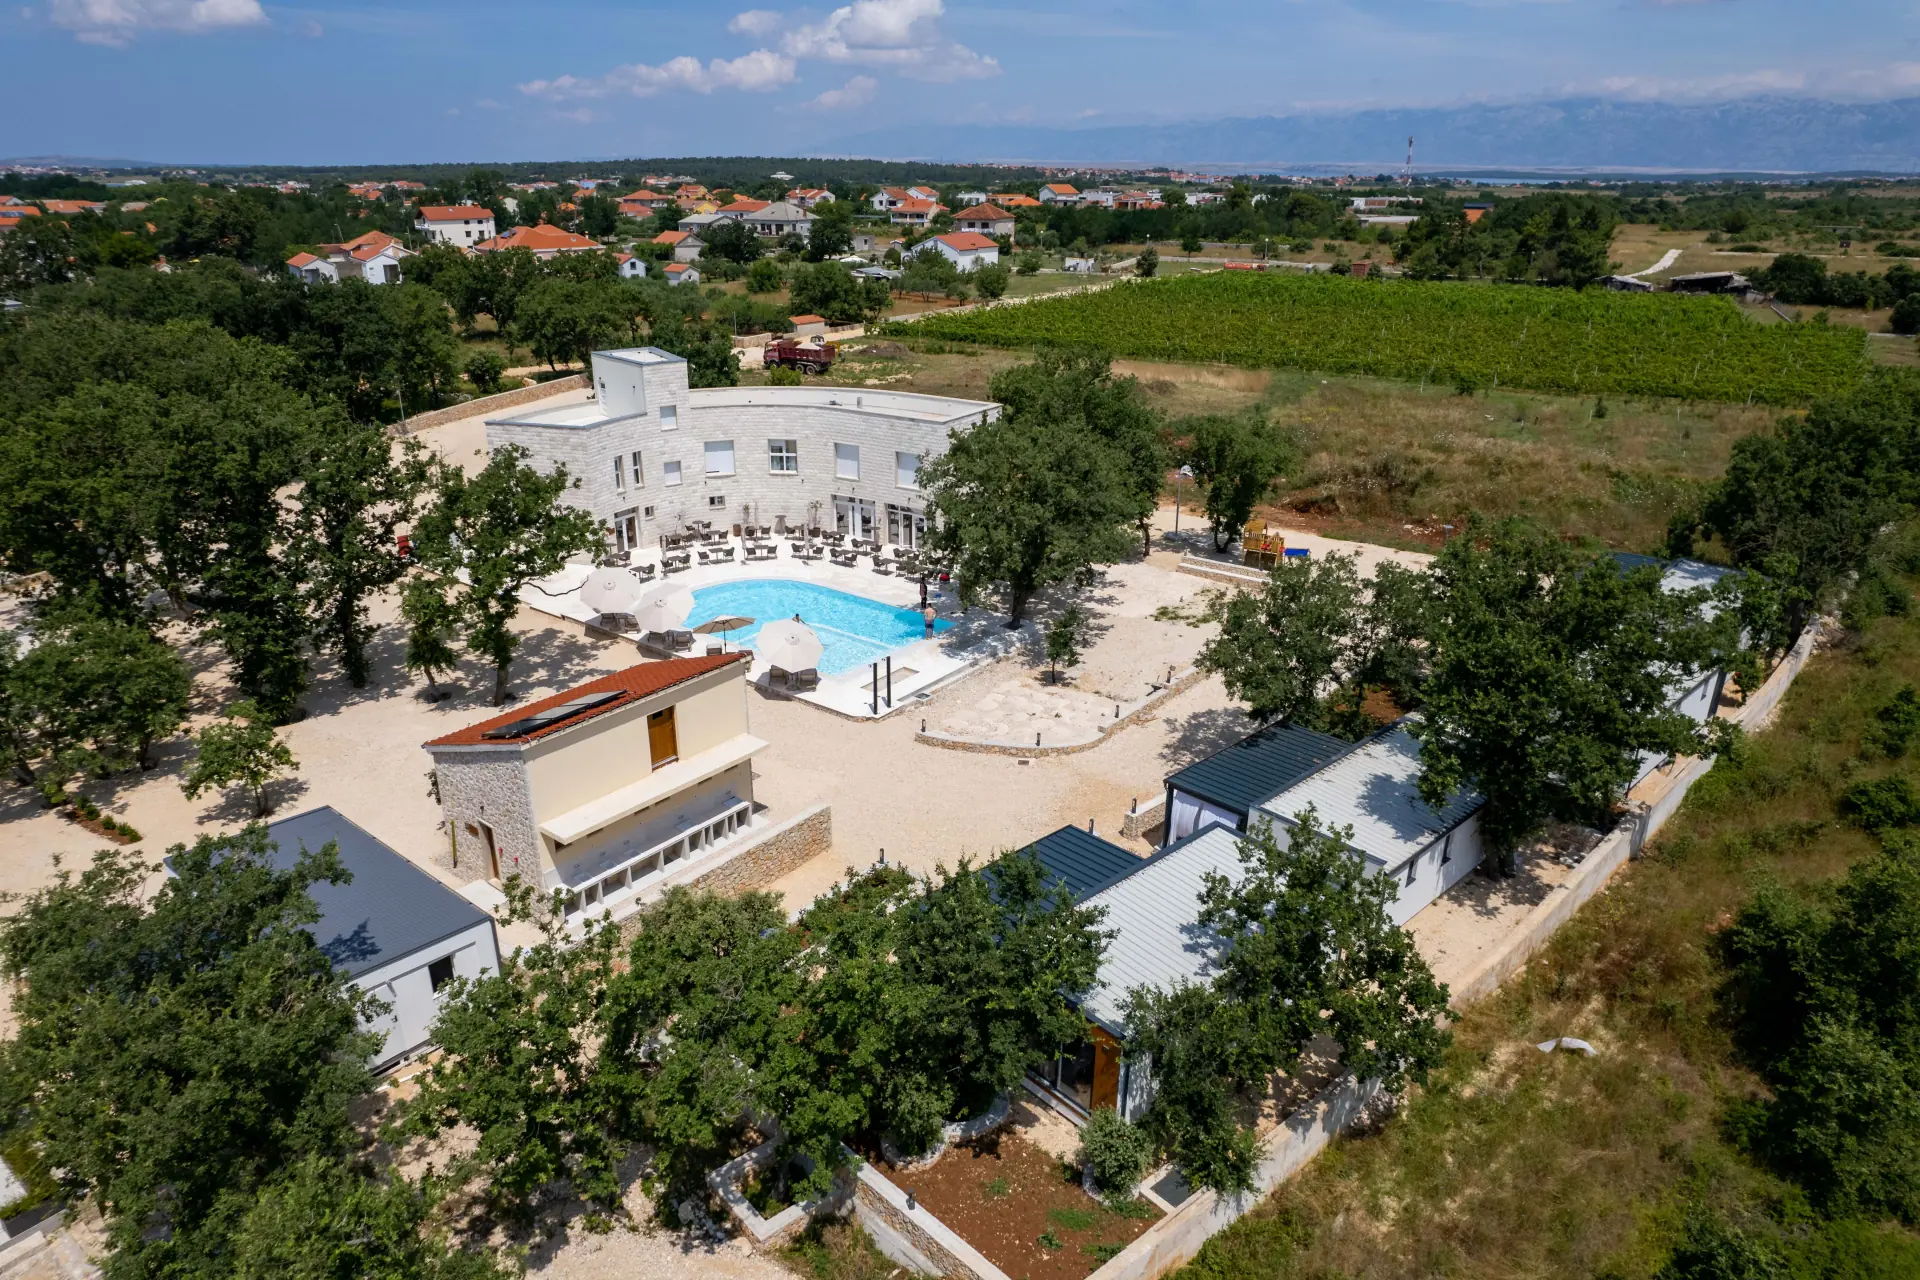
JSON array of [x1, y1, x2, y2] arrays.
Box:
[[1046, 605, 1085, 681], [405, 446, 603, 704], [182, 699, 299, 817], [1416, 517, 1741, 874], [0, 833, 376, 1278], [579, 193, 619, 239], [1135, 245, 1159, 278], [1125, 810, 1449, 1192], [401, 576, 461, 697], [397, 878, 630, 1218], [788, 260, 891, 324], [513, 278, 638, 370], [973, 261, 1011, 300], [291, 423, 431, 688], [1183, 412, 1295, 551], [1180, 229, 1203, 258], [464, 348, 507, 393], [1015, 249, 1043, 275], [385, 283, 462, 410], [807, 197, 855, 260], [746, 256, 786, 294], [232, 1156, 508, 1280], [921, 393, 1140, 627], [1718, 841, 1920, 1220], [700, 218, 764, 265], [901, 248, 967, 299], [8, 612, 192, 775]]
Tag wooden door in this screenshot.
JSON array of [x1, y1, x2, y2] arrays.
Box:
[[478, 821, 500, 881], [1091, 1026, 1123, 1114], [648, 706, 678, 768]]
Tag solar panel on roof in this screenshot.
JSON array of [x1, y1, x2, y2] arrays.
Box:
[[479, 689, 625, 739]]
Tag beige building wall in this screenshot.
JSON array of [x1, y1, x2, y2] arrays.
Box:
[[520, 667, 748, 823]]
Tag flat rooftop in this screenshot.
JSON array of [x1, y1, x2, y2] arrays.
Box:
[[486, 401, 645, 430], [689, 385, 998, 426]]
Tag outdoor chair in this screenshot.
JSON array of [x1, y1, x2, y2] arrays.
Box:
[[632, 563, 658, 582], [871, 558, 894, 576], [718, 546, 738, 562], [831, 549, 858, 568], [668, 630, 695, 652]]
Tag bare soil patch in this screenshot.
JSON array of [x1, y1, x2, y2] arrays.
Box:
[[890, 1129, 1160, 1280]]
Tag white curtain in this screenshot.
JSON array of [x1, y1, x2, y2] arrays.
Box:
[[1167, 790, 1242, 843]]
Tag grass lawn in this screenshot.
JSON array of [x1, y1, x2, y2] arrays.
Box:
[[1173, 584, 1920, 1280], [810, 337, 1775, 553]]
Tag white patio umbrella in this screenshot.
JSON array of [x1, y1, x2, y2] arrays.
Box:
[[631, 583, 696, 635], [755, 617, 824, 674], [578, 566, 645, 618]]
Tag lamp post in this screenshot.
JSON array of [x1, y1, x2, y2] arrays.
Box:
[[1173, 464, 1194, 537]]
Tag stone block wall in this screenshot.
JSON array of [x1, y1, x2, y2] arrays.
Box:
[[852, 1164, 1011, 1280], [394, 375, 587, 436], [429, 750, 539, 883], [690, 805, 831, 897]]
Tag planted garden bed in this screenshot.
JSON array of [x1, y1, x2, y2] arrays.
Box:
[[887, 1129, 1160, 1280]]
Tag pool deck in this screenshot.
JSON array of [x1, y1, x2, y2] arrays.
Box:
[[517, 545, 1027, 719]]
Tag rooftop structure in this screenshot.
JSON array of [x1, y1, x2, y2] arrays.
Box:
[[1161, 721, 1353, 843]]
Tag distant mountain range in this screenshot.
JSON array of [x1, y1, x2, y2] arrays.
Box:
[[830, 96, 1920, 174]]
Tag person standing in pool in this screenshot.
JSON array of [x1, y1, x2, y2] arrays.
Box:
[[923, 603, 936, 639]]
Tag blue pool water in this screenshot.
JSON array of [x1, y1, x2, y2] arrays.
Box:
[[686, 580, 953, 676]]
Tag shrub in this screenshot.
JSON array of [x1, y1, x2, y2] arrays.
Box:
[[1078, 1107, 1154, 1193], [1872, 686, 1920, 758], [764, 365, 803, 386], [1840, 775, 1920, 831], [1891, 294, 1920, 337], [464, 349, 507, 394]]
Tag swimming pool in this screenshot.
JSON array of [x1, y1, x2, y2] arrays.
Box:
[[685, 580, 953, 676]]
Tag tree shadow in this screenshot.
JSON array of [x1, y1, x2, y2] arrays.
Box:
[[1157, 706, 1256, 769], [505, 629, 620, 699], [193, 774, 314, 826], [302, 625, 413, 719], [1445, 853, 1561, 920]]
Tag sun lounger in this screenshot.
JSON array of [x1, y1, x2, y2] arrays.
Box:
[[668, 630, 694, 652]]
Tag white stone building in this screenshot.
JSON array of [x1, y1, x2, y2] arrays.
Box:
[[414, 204, 496, 247], [423, 654, 764, 931], [916, 232, 1000, 272], [484, 347, 999, 554]]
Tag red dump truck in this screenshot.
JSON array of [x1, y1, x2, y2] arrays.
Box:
[[763, 338, 836, 374]]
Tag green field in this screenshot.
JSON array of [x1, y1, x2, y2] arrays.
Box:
[[888, 273, 1871, 405]]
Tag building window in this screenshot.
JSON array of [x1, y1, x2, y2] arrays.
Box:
[[1405, 858, 1418, 886], [835, 443, 860, 481], [613, 454, 626, 493], [630, 450, 644, 486], [708, 494, 727, 509], [769, 439, 799, 473], [429, 955, 456, 992], [659, 404, 678, 430], [895, 451, 920, 489], [643, 505, 656, 518], [704, 440, 735, 476], [664, 460, 683, 487]]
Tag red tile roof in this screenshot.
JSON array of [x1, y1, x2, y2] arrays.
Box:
[[893, 198, 939, 213], [417, 204, 492, 221], [474, 224, 600, 253], [719, 198, 770, 214], [935, 232, 997, 251], [954, 203, 1012, 222], [425, 654, 746, 748], [286, 252, 320, 267], [790, 313, 826, 324], [653, 230, 690, 245], [993, 194, 1041, 208], [1043, 184, 1078, 196]]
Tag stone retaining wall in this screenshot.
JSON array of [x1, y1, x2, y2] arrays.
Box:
[[691, 805, 832, 897], [914, 667, 1206, 758], [853, 1160, 1012, 1280], [391, 375, 588, 436]]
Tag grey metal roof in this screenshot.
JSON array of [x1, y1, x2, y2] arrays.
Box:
[[1257, 722, 1482, 873], [1074, 824, 1244, 1037], [1017, 825, 1148, 902], [259, 807, 492, 978], [1163, 721, 1355, 817]]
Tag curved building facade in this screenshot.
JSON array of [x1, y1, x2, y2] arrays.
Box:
[[486, 348, 999, 553]]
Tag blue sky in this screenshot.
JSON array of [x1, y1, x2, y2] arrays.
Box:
[[3, 0, 1917, 165]]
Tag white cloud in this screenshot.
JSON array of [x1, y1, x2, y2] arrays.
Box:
[[520, 49, 797, 100], [728, 9, 782, 36], [744, 0, 999, 82], [808, 74, 877, 109], [1589, 62, 1920, 103], [49, 0, 265, 45]]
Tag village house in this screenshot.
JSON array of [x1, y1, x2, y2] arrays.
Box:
[[414, 204, 496, 247], [888, 198, 944, 227], [41, 198, 107, 214], [677, 211, 729, 236], [613, 251, 647, 279], [664, 262, 700, 285], [953, 203, 1015, 237], [992, 192, 1042, 208], [473, 223, 602, 258], [717, 197, 771, 219], [785, 187, 835, 208], [869, 185, 938, 212], [618, 189, 675, 217], [1039, 183, 1081, 204], [654, 229, 703, 262], [227, 807, 500, 1072], [423, 654, 766, 931], [744, 200, 815, 239], [916, 231, 999, 272], [285, 229, 413, 285]]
